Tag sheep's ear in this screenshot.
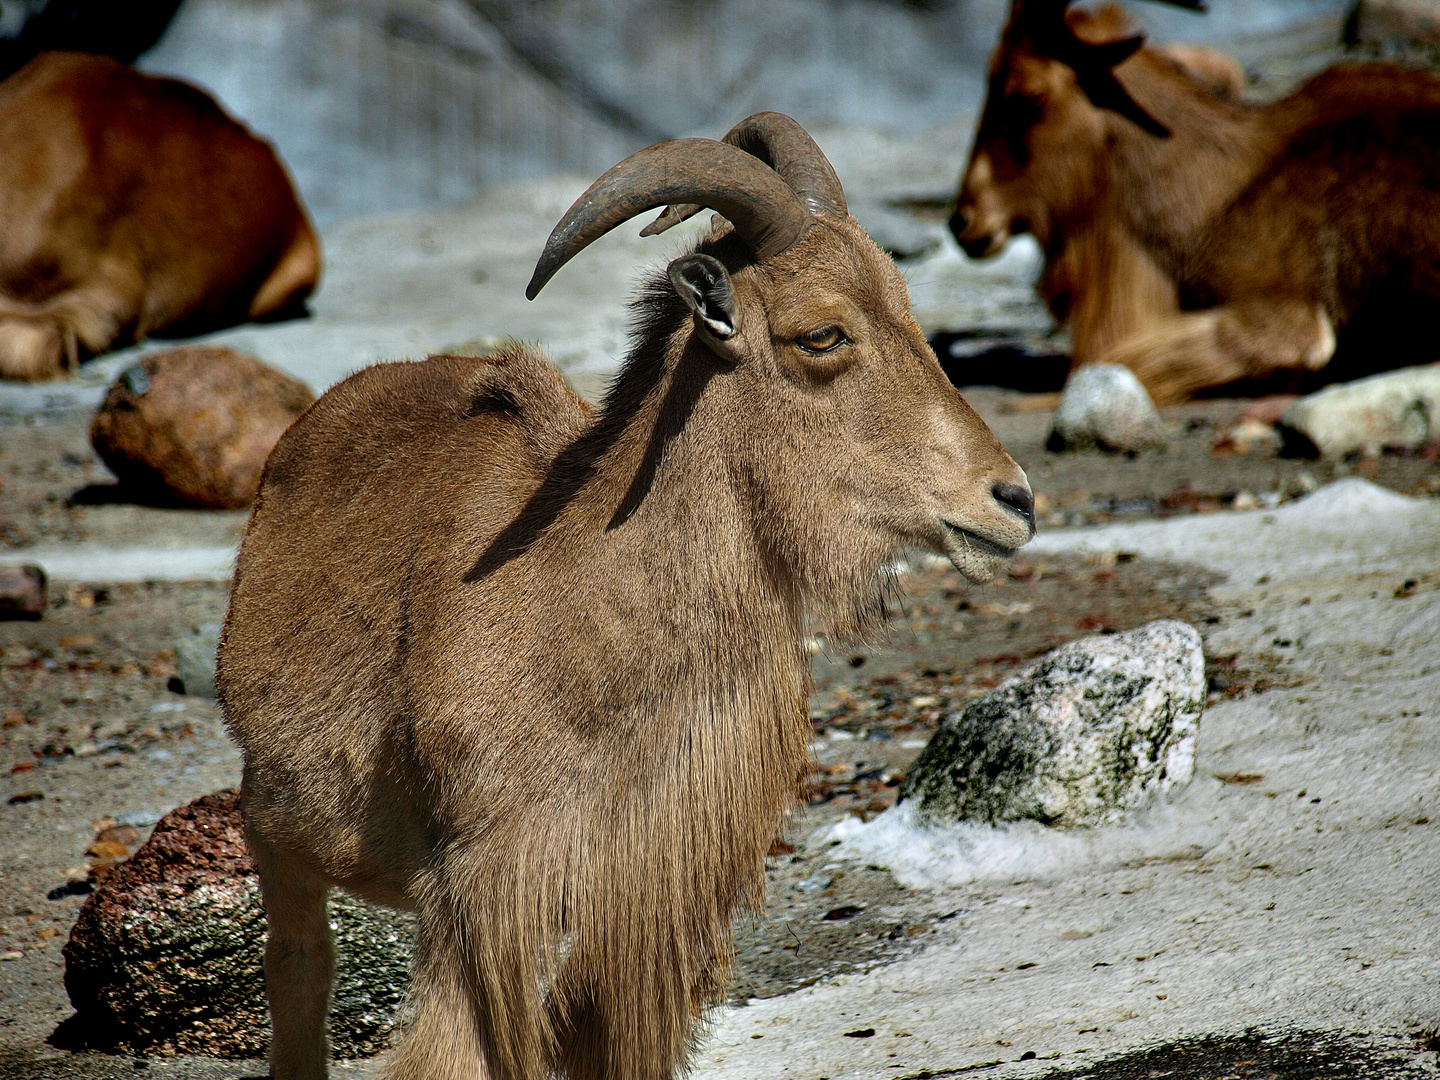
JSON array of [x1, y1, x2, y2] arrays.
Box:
[[669, 254, 740, 341]]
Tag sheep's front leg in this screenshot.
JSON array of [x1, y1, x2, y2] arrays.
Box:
[[1097, 299, 1335, 404], [251, 835, 334, 1080]]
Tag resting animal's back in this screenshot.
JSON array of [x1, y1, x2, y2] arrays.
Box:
[[219, 349, 589, 895]]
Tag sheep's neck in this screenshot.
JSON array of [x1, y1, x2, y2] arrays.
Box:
[[530, 333, 808, 728]]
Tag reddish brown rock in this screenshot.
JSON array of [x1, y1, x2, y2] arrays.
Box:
[[61, 790, 413, 1058], [0, 564, 45, 619], [89, 346, 315, 509]]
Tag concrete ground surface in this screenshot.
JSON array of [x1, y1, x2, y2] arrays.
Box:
[[3, 480, 1437, 1078]]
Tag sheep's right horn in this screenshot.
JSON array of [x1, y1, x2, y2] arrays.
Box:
[[526, 138, 811, 300], [642, 111, 847, 236]]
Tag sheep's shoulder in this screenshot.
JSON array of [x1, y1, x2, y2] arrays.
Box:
[[261, 348, 589, 499]]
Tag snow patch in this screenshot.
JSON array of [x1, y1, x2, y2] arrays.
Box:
[[821, 780, 1231, 891]]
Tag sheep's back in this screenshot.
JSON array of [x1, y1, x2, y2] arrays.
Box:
[[218, 348, 589, 891]]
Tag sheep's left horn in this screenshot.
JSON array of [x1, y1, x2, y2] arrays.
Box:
[[642, 111, 847, 236], [1009, 0, 1207, 137], [527, 138, 811, 300]]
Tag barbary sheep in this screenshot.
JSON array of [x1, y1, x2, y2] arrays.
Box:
[[0, 51, 318, 380], [951, 0, 1440, 403], [219, 112, 1034, 1080]]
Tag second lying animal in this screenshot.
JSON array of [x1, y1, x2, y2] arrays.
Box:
[[220, 113, 1035, 1080], [953, 0, 1440, 403]]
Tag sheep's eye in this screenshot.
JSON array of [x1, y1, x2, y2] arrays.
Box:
[[794, 326, 848, 354]]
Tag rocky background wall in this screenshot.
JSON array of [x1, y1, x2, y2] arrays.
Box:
[[2, 0, 1358, 225]]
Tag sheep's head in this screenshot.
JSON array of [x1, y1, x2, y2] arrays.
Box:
[[529, 113, 1033, 587], [950, 0, 1203, 259]]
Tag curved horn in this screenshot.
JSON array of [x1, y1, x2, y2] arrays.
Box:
[[641, 111, 847, 237], [1008, 0, 1206, 137], [526, 138, 811, 300], [726, 111, 847, 217]]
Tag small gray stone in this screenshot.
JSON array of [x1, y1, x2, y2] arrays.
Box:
[[901, 621, 1204, 828], [1280, 364, 1440, 458], [1048, 364, 1168, 452], [116, 808, 165, 828], [175, 622, 222, 698], [0, 564, 45, 620]]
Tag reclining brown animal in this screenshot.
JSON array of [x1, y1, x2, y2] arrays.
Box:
[[0, 51, 318, 380], [218, 113, 1034, 1080], [951, 0, 1440, 404]]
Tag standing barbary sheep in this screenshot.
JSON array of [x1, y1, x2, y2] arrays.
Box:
[[0, 52, 319, 380], [219, 113, 1035, 1080], [951, 0, 1440, 403]]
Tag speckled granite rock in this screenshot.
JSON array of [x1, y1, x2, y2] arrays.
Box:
[[89, 346, 315, 509], [62, 790, 413, 1058], [901, 621, 1204, 827]]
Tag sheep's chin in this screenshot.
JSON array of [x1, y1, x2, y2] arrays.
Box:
[[941, 529, 1012, 584]]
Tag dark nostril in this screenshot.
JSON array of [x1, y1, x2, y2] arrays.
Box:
[[993, 483, 1035, 532], [948, 207, 971, 239]]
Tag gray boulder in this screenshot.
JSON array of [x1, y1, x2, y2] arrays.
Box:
[[1280, 364, 1440, 458], [848, 198, 944, 261], [901, 621, 1204, 828], [1048, 364, 1168, 452], [63, 790, 413, 1059]]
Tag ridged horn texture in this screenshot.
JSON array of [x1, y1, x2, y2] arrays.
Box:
[[1009, 0, 1207, 137], [641, 111, 848, 237], [526, 137, 812, 299]]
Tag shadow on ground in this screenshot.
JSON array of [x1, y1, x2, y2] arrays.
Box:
[[1028, 1029, 1440, 1080]]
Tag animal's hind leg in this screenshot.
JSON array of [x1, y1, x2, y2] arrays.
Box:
[[251, 833, 334, 1080], [1098, 299, 1335, 404], [385, 905, 491, 1080]]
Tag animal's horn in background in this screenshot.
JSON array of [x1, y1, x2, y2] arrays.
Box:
[[643, 111, 847, 237], [1009, 0, 1208, 137], [526, 137, 811, 299]]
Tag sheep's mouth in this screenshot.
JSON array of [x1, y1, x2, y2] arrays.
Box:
[[940, 520, 1019, 584], [941, 521, 1017, 560]]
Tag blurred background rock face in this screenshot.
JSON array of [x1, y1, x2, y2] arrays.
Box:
[[2, 0, 1356, 225]]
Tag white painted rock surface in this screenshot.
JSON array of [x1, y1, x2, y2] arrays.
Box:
[[1049, 363, 1168, 452], [901, 620, 1204, 829], [1280, 363, 1440, 458]]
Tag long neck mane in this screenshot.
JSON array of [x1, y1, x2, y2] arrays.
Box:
[[460, 263, 824, 1077], [1098, 48, 1275, 272]]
